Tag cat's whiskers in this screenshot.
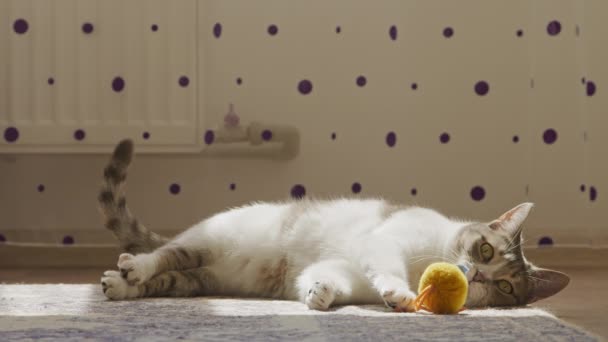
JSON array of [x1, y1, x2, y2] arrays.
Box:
[[526, 274, 552, 283], [505, 226, 525, 251], [506, 238, 524, 254], [446, 248, 461, 261], [408, 254, 456, 265]]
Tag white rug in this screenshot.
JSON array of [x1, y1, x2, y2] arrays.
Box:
[[0, 285, 597, 341]]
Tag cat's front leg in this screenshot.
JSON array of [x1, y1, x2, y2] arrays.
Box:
[[359, 239, 417, 312], [373, 274, 417, 312], [296, 259, 355, 311]]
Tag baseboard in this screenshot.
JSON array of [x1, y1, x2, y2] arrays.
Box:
[[523, 246, 608, 269], [1, 243, 607, 269], [0, 244, 120, 268]]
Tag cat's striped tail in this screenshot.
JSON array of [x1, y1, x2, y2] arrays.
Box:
[[98, 139, 169, 254]]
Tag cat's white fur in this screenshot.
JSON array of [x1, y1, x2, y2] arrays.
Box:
[[189, 199, 462, 303], [110, 198, 478, 309]]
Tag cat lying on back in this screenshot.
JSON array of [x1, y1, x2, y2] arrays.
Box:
[[99, 139, 569, 311]]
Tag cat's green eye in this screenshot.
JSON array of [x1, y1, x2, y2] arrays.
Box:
[[497, 280, 513, 294], [480, 242, 494, 261]]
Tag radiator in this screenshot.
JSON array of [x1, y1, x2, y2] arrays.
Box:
[[0, 0, 201, 153]]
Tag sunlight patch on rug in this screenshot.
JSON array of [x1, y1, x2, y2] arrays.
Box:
[[0, 285, 598, 341]]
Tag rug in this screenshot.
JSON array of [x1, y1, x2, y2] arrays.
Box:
[[0, 285, 597, 341]]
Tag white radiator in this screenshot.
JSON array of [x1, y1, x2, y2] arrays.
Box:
[[0, 0, 202, 153]]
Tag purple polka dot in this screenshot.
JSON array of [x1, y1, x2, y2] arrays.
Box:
[[62, 235, 74, 245], [352, 182, 362, 194], [236, 77, 243, 85], [213, 23, 222, 38], [298, 80, 313, 95], [151, 24, 158, 32], [443, 27, 454, 38], [4, 127, 19, 143], [590, 186, 597, 202], [229, 183, 236, 191], [37, 184, 45, 192], [112, 77, 125, 92], [204, 130, 215, 145], [331, 132, 337, 140], [470, 186, 485, 201], [179, 76, 189, 87], [169, 183, 181, 195], [13, 19, 28, 34], [543, 129, 557, 144], [261, 130, 273, 141], [143, 131, 150, 140], [538, 236, 553, 247], [267, 24, 278, 36], [439, 132, 450, 144], [580, 184, 586, 192], [547, 20, 561, 36], [411, 188, 417, 196], [411, 83, 418, 90], [48, 77, 55, 85], [336, 26, 341, 34], [356, 76, 367, 87], [516, 29, 524, 37], [586, 81, 596, 96], [291, 184, 306, 200], [0, 234, 6, 242], [82, 22, 94, 34], [389, 25, 397, 40], [512, 135, 519, 143], [386, 132, 397, 147], [475, 81, 489, 96], [74, 129, 86, 141]]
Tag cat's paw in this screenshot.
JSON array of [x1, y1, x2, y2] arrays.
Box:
[[101, 270, 139, 300], [382, 288, 417, 312], [305, 282, 336, 311], [117, 253, 152, 286]]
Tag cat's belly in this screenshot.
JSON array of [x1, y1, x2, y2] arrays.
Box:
[[208, 255, 300, 299], [208, 255, 381, 303]]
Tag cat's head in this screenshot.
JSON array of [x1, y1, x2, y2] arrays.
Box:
[[454, 203, 570, 308]]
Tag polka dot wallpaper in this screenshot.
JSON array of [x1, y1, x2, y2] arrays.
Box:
[[0, 0, 607, 248]]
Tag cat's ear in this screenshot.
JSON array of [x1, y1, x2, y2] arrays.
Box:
[[489, 202, 534, 235], [526, 268, 570, 303]]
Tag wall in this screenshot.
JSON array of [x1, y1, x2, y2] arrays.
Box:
[[0, 0, 607, 248]]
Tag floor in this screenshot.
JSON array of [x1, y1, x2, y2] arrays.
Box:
[[1, 264, 606, 340], [2, 284, 595, 341]]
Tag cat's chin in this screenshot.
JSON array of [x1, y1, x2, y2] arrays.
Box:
[[464, 283, 488, 308]]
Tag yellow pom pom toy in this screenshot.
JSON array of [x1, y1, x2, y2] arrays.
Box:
[[414, 262, 469, 314]]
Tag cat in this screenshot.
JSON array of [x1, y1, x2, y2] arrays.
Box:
[[99, 139, 569, 311]]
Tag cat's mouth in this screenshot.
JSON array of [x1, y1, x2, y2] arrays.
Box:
[[467, 269, 487, 284]]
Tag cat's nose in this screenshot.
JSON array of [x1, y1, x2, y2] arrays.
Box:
[[472, 270, 487, 282]]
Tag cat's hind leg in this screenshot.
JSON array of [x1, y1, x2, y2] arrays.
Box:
[[116, 245, 209, 286], [102, 267, 217, 300], [296, 259, 361, 311], [101, 270, 138, 300]]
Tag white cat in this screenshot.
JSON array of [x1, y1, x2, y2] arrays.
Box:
[[99, 140, 569, 311]]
